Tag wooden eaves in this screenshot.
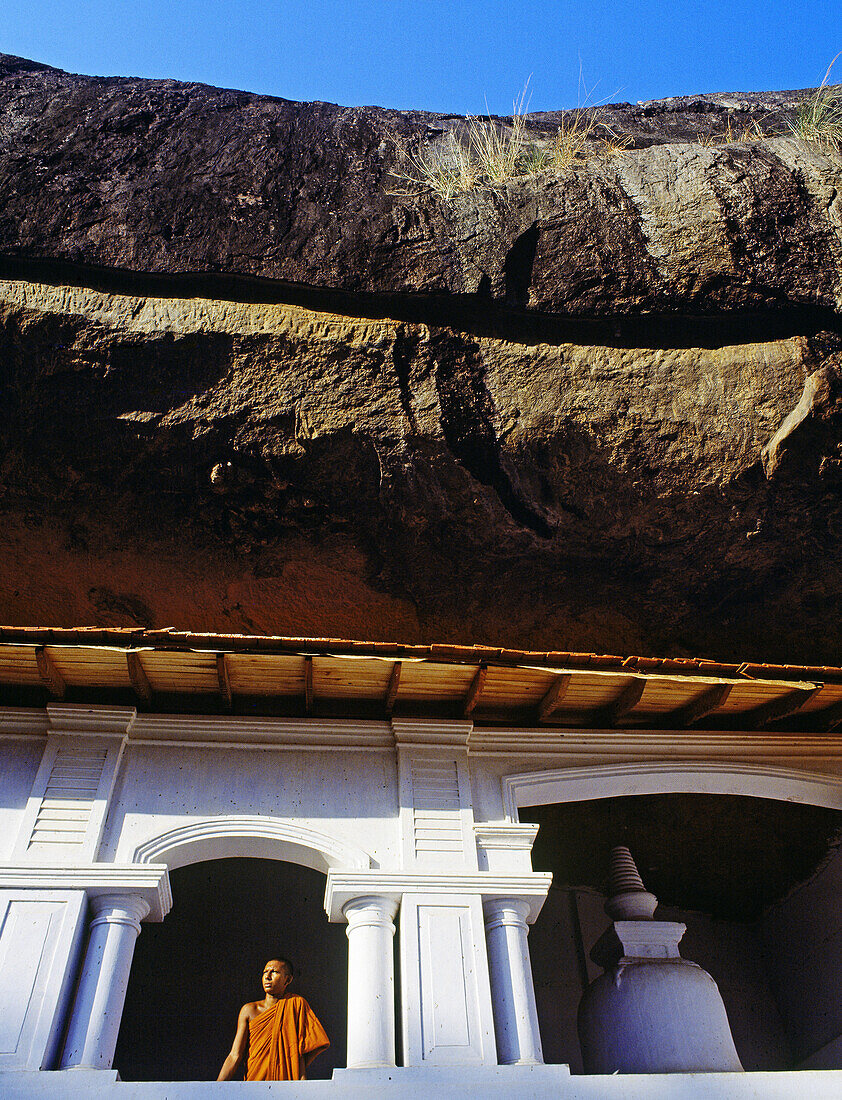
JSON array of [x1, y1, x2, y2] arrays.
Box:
[[2, 626, 842, 732]]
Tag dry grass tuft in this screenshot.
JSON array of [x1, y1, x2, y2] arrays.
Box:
[[790, 55, 842, 154], [389, 128, 477, 201], [463, 82, 532, 183], [388, 79, 630, 200], [722, 116, 768, 145]]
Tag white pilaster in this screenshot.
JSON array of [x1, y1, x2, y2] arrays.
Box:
[[483, 897, 543, 1065], [400, 892, 497, 1067], [12, 706, 135, 864], [0, 889, 87, 1070], [343, 895, 399, 1069], [60, 893, 149, 1069]]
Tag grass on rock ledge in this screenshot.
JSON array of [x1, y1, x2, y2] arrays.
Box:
[[389, 80, 630, 200], [390, 105, 629, 200], [790, 54, 842, 154], [390, 63, 842, 202]]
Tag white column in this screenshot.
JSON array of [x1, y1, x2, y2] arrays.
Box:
[[60, 893, 149, 1069], [483, 897, 543, 1065], [343, 895, 399, 1069]]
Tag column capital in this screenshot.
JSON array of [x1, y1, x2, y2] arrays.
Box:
[[482, 897, 532, 931], [89, 893, 150, 934], [342, 894, 399, 930]]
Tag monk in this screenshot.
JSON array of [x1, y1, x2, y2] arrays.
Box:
[[217, 958, 329, 1081]]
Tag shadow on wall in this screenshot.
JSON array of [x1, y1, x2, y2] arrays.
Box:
[[113, 858, 347, 1081]]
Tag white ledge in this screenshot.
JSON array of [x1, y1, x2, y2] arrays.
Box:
[[0, 707, 49, 736], [0, 863, 172, 921], [324, 870, 552, 922], [474, 823, 540, 849], [129, 714, 392, 748], [47, 704, 137, 736]]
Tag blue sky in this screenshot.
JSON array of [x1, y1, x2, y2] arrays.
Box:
[[2, 1, 840, 115]]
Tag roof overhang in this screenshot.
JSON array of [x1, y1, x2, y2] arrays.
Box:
[[2, 627, 842, 732]]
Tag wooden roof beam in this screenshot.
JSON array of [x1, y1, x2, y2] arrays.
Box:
[[602, 677, 647, 727], [385, 661, 402, 717], [462, 663, 487, 717], [216, 653, 232, 712], [818, 699, 842, 732], [304, 656, 314, 716], [35, 646, 65, 700], [126, 651, 153, 705], [537, 674, 571, 723], [669, 683, 732, 727], [746, 685, 821, 729]]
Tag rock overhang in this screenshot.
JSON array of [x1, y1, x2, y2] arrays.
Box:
[[0, 56, 841, 664]]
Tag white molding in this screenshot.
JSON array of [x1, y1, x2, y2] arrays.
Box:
[[474, 823, 539, 850], [0, 708, 49, 737], [470, 725, 842, 756], [129, 714, 392, 749], [132, 814, 371, 875], [0, 864, 171, 921], [126, 738, 394, 753], [47, 705, 136, 737], [502, 761, 842, 819], [324, 870, 553, 923]]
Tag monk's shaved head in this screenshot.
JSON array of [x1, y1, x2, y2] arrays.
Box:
[[265, 957, 294, 979]]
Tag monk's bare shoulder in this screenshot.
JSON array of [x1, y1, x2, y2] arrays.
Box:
[[240, 1000, 263, 1021]]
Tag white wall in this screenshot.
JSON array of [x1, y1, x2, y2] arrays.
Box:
[[3, 716, 842, 1087], [101, 744, 400, 868]]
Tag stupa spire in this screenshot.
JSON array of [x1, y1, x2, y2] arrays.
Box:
[[604, 845, 658, 921]]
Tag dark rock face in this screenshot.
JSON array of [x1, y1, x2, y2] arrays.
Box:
[[1, 53, 839, 315], [1, 56, 841, 662]]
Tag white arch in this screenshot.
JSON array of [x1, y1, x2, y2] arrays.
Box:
[[503, 762, 842, 820], [132, 815, 371, 874]]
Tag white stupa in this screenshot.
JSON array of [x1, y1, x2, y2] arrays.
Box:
[[577, 845, 744, 1074]]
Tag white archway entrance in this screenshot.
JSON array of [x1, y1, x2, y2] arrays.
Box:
[[503, 762, 842, 819], [115, 854, 351, 1081], [509, 761, 842, 1074], [132, 814, 372, 874]]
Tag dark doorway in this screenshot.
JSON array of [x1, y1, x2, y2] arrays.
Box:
[[114, 858, 347, 1081]]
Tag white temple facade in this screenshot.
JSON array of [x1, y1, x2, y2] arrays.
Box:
[[2, 633, 842, 1096]]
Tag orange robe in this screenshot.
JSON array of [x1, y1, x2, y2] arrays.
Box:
[[246, 994, 330, 1081]]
